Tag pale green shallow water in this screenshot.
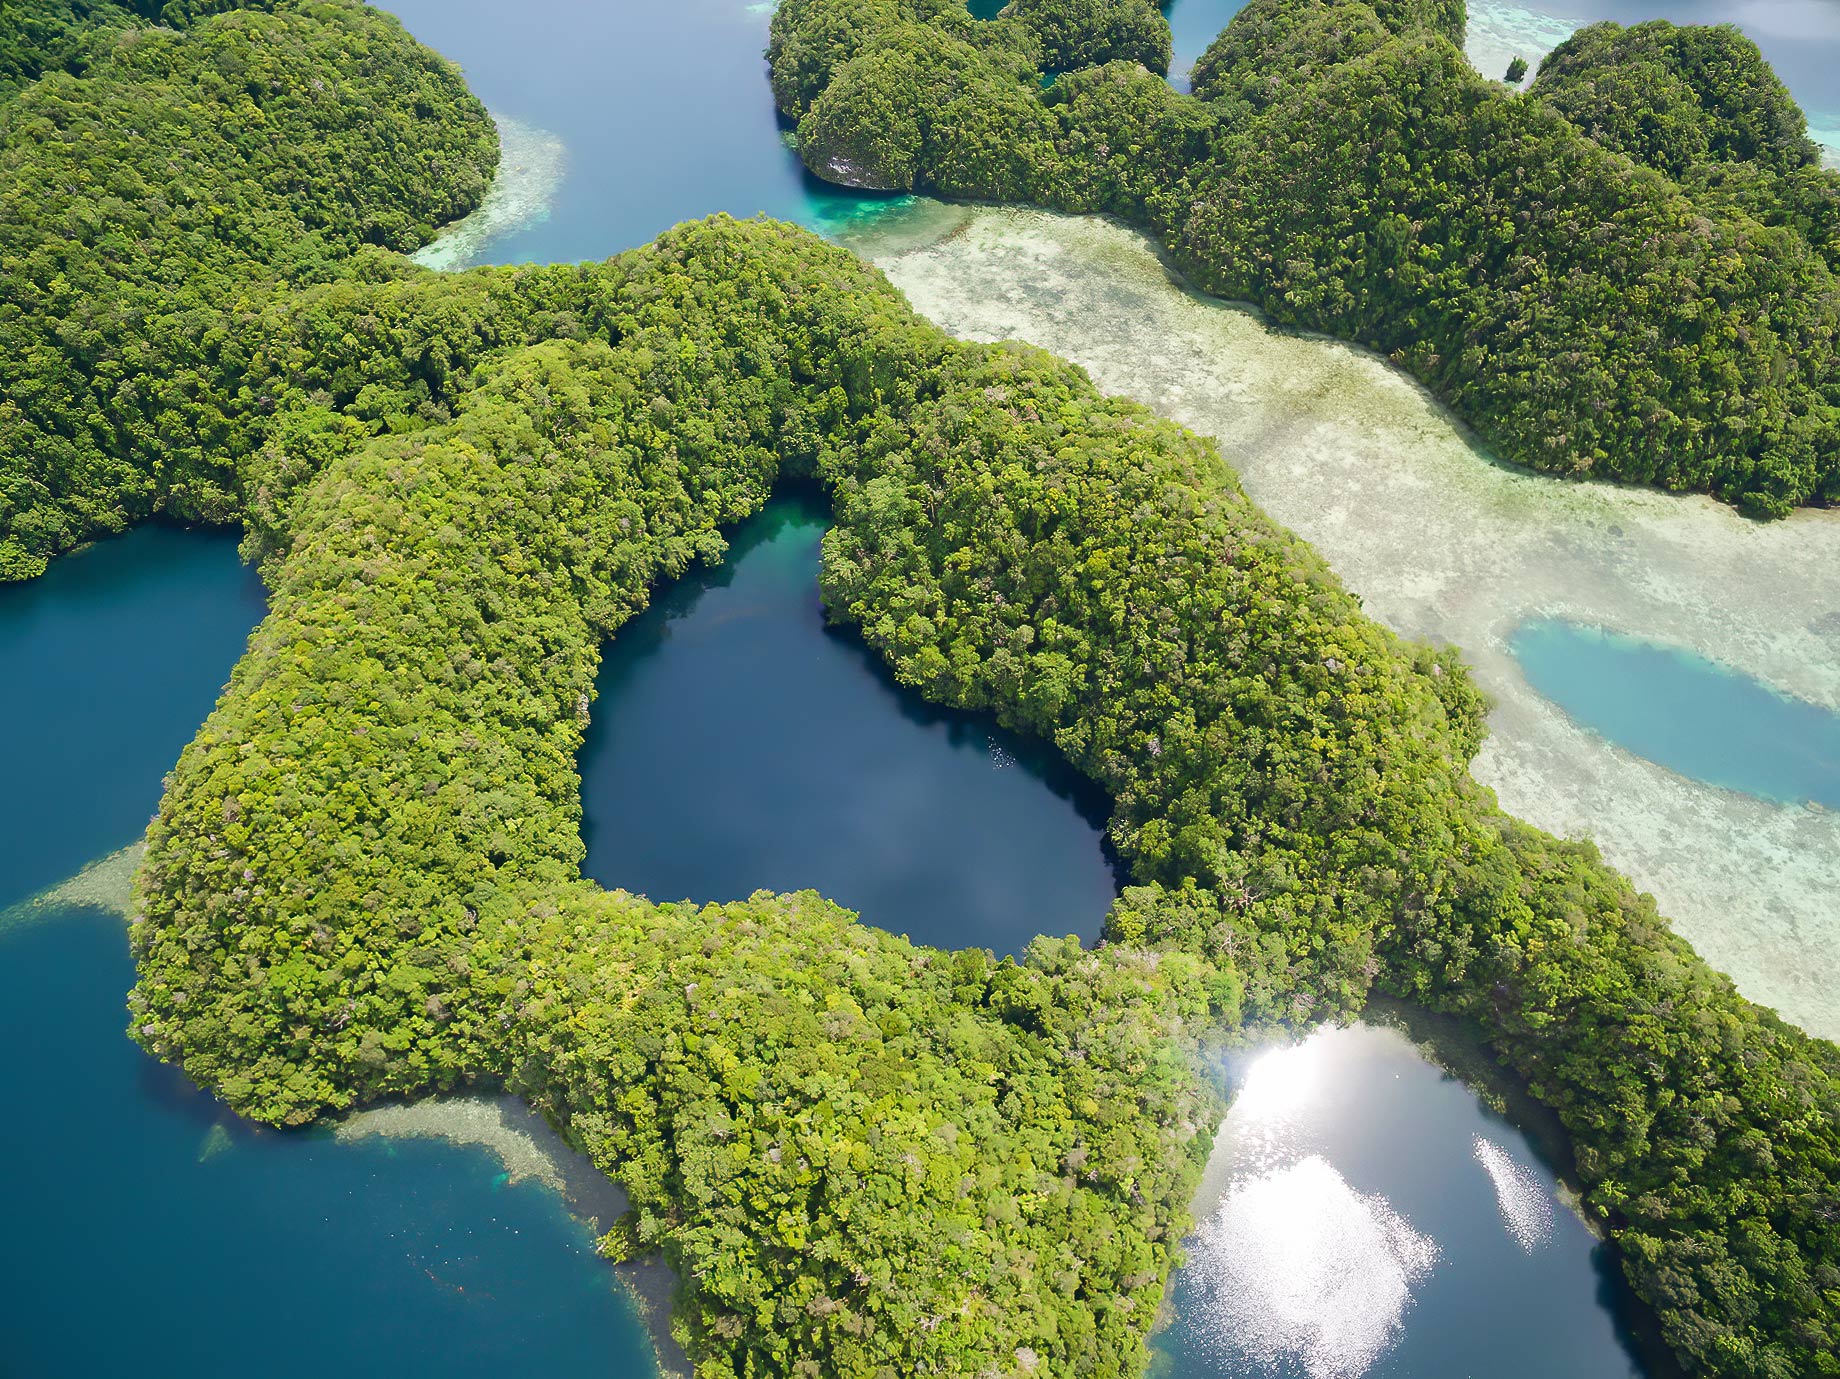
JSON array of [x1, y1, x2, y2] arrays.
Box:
[[860, 208, 1840, 1040]]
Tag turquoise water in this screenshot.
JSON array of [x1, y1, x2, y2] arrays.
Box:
[[1512, 619, 1840, 808], [377, 0, 910, 266], [578, 493, 1119, 955], [1151, 1024, 1657, 1378]]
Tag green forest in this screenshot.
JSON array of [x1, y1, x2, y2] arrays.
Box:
[[1, 2, 1836, 1377], [772, 0, 1840, 515]]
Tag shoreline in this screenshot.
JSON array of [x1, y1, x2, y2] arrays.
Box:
[[410, 112, 566, 272], [0, 840, 143, 934], [861, 205, 1840, 1041], [336, 1095, 689, 1378]]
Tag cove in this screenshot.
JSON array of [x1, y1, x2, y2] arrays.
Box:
[[0, 526, 264, 901], [1511, 619, 1840, 809], [376, 0, 915, 268], [1154, 1023, 1656, 1379], [578, 492, 1120, 955], [0, 531, 660, 1379]]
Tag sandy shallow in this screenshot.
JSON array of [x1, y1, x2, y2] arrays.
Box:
[[853, 206, 1840, 1039], [338, 1095, 688, 1377], [0, 840, 143, 934], [410, 113, 566, 272]]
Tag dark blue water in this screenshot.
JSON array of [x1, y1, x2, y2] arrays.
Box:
[[0, 913, 655, 1379], [1512, 619, 1840, 808], [579, 493, 1120, 955], [0, 526, 264, 900], [0, 529, 659, 1379], [1152, 1024, 1654, 1379]]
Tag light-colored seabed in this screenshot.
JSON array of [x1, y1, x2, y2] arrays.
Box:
[[1463, 0, 1840, 165], [0, 840, 143, 935], [1464, 0, 1576, 85], [338, 1095, 688, 1378], [410, 113, 566, 272], [862, 207, 1840, 1040]]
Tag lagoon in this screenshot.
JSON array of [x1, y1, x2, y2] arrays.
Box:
[[578, 492, 1119, 955], [1512, 620, 1840, 811]]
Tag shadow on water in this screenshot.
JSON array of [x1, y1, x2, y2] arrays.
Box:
[[577, 484, 1122, 956], [1364, 998, 1683, 1379]]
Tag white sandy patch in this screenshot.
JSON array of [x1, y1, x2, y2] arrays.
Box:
[[411, 113, 566, 272], [0, 840, 144, 935], [865, 208, 1840, 1038]]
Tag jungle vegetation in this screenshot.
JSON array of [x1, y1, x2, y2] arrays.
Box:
[[0, 3, 1834, 1377], [772, 0, 1840, 515], [0, 0, 496, 579]]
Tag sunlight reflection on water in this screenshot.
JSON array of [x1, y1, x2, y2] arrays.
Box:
[[1473, 1136, 1556, 1252], [1184, 1156, 1439, 1379]]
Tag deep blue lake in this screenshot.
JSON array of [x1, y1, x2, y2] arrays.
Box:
[[1151, 1023, 1654, 1379], [1512, 619, 1840, 808], [580, 492, 1119, 955]]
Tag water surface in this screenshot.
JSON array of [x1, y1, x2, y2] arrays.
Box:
[[0, 526, 263, 900], [378, 0, 907, 266], [0, 530, 658, 1379], [1154, 1024, 1653, 1379], [579, 492, 1119, 954], [1513, 619, 1840, 809]]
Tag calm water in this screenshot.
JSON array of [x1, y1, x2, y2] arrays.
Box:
[[1513, 619, 1840, 808], [579, 493, 1119, 954], [6, 0, 1782, 1372], [1153, 1024, 1653, 1379], [377, 0, 910, 266], [0, 526, 263, 900], [0, 529, 660, 1378]]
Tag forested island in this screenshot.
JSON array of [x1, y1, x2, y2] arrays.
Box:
[[772, 0, 1840, 515], [1, 2, 1837, 1377]]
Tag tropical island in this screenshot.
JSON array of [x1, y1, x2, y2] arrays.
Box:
[[773, 0, 1840, 515], [0, 2, 1836, 1378]]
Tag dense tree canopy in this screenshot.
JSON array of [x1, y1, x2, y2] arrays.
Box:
[[1, 2, 1834, 1376], [0, 0, 494, 579], [773, 0, 1840, 515]]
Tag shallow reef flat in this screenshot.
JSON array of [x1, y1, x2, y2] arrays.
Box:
[[410, 113, 565, 272], [865, 207, 1840, 1039], [1463, 0, 1576, 87], [0, 840, 143, 934], [337, 1096, 686, 1377]]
